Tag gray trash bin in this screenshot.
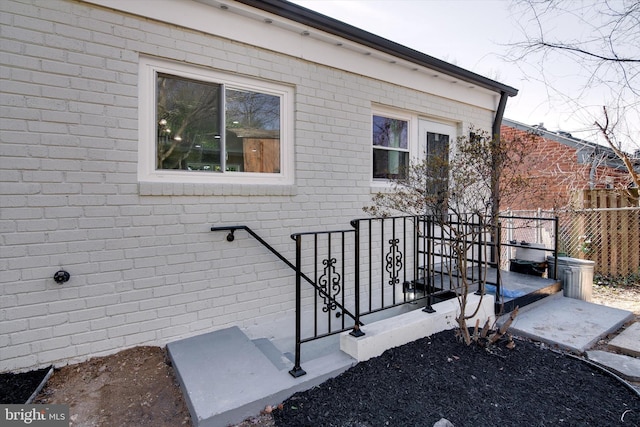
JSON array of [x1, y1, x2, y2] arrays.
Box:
[[547, 256, 594, 302]]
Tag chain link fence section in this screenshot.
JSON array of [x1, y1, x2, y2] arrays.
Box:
[[556, 207, 639, 277]]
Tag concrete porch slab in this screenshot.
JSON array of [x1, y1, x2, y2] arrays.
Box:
[[506, 294, 634, 354], [167, 326, 356, 427]]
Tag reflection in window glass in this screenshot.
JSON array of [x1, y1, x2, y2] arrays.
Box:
[[373, 149, 409, 179], [156, 74, 221, 171], [373, 116, 407, 148], [372, 115, 409, 179], [226, 89, 281, 173], [156, 74, 281, 173], [426, 132, 450, 215], [426, 132, 449, 182]]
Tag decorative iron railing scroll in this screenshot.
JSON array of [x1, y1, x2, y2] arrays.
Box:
[[319, 257, 341, 312], [385, 238, 403, 286]]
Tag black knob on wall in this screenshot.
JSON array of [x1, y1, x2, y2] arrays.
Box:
[[53, 270, 70, 284]]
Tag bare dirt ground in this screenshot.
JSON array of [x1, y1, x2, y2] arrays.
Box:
[[33, 346, 193, 427], [591, 281, 640, 321], [31, 281, 639, 427]]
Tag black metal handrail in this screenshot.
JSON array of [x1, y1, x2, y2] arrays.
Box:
[[211, 225, 364, 378], [213, 215, 556, 379], [288, 214, 495, 377], [211, 225, 295, 268], [210, 225, 358, 320], [289, 229, 363, 377]]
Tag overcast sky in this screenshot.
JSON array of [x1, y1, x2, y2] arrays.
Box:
[[289, 0, 621, 143]]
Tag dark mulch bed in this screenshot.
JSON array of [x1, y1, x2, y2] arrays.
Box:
[[274, 330, 640, 426], [0, 367, 50, 404]]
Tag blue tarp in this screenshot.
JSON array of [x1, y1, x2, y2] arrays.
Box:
[[485, 284, 525, 298]]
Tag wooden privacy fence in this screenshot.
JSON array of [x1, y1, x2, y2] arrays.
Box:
[[572, 188, 639, 210]]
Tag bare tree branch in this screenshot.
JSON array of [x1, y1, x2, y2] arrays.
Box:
[[594, 107, 640, 200], [507, 0, 639, 192], [523, 41, 640, 64]]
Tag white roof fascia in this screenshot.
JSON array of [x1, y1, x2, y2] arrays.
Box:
[[82, 0, 502, 111]]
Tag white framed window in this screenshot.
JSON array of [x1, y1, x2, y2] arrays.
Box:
[[372, 108, 415, 182], [138, 56, 294, 185], [371, 106, 457, 188]]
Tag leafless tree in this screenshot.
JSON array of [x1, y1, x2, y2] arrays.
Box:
[[508, 0, 639, 200], [365, 128, 534, 345]]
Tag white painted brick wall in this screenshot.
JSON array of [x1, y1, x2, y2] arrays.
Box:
[[0, 0, 496, 372]]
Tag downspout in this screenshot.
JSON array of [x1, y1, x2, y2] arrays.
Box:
[[492, 91, 509, 142], [490, 91, 509, 266]]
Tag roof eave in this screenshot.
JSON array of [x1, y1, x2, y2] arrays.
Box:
[[235, 0, 519, 97]]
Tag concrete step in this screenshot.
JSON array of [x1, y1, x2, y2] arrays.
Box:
[[167, 326, 356, 427], [251, 337, 292, 371]]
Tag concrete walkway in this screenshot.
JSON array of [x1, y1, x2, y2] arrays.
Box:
[[169, 293, 638, 427], [586, 322, 640, 383], [505, 292, 639, 386], [506, 292, 633, 353]]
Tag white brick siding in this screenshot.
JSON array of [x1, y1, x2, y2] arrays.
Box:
[[0, 0, 496, 372]]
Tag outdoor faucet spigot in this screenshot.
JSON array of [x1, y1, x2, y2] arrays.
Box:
[[54, 270, 70, 284]]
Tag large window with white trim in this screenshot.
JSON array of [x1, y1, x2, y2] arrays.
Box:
[[139, 57, 293, 185]]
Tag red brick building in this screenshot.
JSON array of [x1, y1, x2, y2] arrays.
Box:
[[500, 119, 633, 210]]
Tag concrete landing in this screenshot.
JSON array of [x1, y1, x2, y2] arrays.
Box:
[[506, 293, 634, 353], [167, 326, 356, 427]]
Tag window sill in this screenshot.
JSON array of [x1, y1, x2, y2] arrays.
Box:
[[370, 181, 397, 193], [139, 181, 297, 196]]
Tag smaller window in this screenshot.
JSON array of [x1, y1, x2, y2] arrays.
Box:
[[372, 115, 409, 180]]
